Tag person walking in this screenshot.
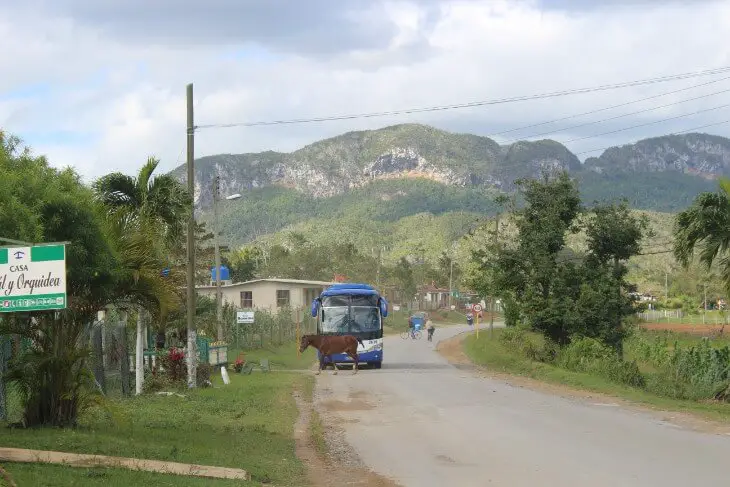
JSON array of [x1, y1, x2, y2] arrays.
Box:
[[426, 318, 435, 342]]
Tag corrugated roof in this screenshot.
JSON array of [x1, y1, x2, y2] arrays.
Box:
[[197, 278, 334, 290]]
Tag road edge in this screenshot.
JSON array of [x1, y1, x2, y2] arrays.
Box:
[[435, 330, 730, 436]]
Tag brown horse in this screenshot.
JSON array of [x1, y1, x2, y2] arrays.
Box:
[[299, 334, 363, 375]]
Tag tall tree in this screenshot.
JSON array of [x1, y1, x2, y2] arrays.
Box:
[[501, 172, 582, 344], [580, 201, 647, 353], [0, 133, 119, 426]]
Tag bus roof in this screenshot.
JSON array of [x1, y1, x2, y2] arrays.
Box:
[[321, 283, 379, 297]]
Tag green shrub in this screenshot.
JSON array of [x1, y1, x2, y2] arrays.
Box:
[[142, 374, 176, 394], [558, 337, 645, 388], [502, 295, 521, 327], [498, 327, 557, 363]]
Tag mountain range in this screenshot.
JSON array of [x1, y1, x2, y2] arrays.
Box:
[[170, 123, 728, 259]]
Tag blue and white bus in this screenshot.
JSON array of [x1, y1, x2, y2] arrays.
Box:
[[310, 283, 389, 369]]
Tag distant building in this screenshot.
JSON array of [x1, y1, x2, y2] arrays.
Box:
[[419, 282, 450, 309], [629, 292, 657, 302], [197, 278, 333, 311]]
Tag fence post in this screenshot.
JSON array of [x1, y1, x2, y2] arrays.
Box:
[[92, 322, 106, 395], [118, 320, 131, 397]]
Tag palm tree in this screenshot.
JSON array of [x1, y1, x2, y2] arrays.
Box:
[[94, 157, 190, 242], [94, 157, 191, 394], [674, 178, 730, 290]]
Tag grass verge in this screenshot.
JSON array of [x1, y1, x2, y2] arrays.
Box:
[[463, 328, 730, 423], [2, 372, 314, 486], [308, 411, 327, 458], [229, 341, 317, 370]]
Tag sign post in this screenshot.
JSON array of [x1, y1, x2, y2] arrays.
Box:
[[0, 244, 67, 312], [236, 311, 254, 349], [472, 304, 483, 339], [296, 309, 301, 359]]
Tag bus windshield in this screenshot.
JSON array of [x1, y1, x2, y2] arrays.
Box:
[[319, 294, 382, 335]]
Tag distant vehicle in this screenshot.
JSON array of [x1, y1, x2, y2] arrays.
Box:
[[310, 283, 389, 369], [409, 311, 427, 331]]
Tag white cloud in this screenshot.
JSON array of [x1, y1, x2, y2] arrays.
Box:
[[1, 0, 729, 182]]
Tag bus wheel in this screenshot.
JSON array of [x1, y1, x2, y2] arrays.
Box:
[[372, 361, 382, 369]]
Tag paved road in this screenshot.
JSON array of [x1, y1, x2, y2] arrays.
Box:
[[314, 324, 730, 487]]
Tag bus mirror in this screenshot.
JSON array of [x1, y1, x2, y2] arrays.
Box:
[[379, 297, 389, 318], [310, 299, 320, 318]]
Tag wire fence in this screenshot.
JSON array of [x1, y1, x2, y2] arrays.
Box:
[[0, 305, 314, 422], [637, 309, 729, 325]]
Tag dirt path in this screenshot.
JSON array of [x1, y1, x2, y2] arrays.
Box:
[[436, 330, 730, 436], [293, 387, 400, 487]]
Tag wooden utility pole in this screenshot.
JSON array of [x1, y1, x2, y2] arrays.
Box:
[[448, 256, 454, 309], [489, 212, 500, 337], [186, 83, 197, 388]]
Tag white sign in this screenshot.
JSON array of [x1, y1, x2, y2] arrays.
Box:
[[236, 310, 254, 324], [393, 305, 401, 311], [0, 244, 67, 312], [472, 304, 483, 313]]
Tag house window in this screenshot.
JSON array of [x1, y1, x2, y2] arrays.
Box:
[[240, 291, 253, 308], [276, 290, 290, 307]]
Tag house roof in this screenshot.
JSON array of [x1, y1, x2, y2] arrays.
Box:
[[197, 278, 334, 290]]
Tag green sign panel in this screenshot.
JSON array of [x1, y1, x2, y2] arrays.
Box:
[[0, 244, 67, 312]]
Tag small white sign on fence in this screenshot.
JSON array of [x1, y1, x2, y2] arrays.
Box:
[[236, 311, 255, 324]]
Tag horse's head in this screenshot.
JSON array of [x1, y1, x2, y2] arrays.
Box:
[[299, 334, 314, 353]]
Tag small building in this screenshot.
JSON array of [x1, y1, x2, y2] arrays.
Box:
[[197, 278, 333, 311], [420, 282, 450, 309]]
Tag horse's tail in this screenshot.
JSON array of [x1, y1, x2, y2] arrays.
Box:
[[355, 336, 364, 348]]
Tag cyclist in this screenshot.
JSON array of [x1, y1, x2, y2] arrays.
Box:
[[466, 312, 474, 327], [408, 315, 416, 339]]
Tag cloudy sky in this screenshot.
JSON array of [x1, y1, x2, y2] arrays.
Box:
[[1, 0, 729, 181]]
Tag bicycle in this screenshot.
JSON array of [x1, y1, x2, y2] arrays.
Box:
[[400, 330, 422, 340]]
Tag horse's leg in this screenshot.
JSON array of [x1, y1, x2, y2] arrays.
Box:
[[316, 353, 323, 375], [351, 349, 359, 374], [330, 356, 338, 375]]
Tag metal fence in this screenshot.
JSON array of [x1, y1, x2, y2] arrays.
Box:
[[636, 308, 729, 325]]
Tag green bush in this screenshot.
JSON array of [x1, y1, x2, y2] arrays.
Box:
[[498, 327, 557, 363], [142, 374, 177, 393], [558, 337, 645, 388], [627, 331, 730, 401], [502, 295, 521, 328]]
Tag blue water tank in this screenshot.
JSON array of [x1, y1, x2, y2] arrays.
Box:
[[211, 265, 230, 282]]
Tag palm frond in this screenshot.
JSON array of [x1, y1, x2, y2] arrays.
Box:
[[93, 173, 141, 210], [137, 156, 161, 200], [674, 189, 730, 268]]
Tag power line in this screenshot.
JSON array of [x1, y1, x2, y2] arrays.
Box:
[[562, 103, 730, 145], [502, 85, 730, 144], [574, 118, 730, 156], [195, 65, 730, 130], [492, 74, 730, 138]]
